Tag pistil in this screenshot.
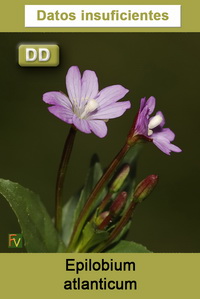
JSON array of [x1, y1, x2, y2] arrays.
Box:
[[80, 99, 99, 119], [148, 114, 163, 136]]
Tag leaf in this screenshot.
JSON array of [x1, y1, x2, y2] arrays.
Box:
[[108, 146, 139, 244], [61, 155, 107, 247], [61, 193, 80, 247], [62, 147, 141, 251], [105, 240, 151, 253], [74, 154, 106, 222], [114, 144, 142, 207], [77, 222, 109, 252], [109, 221, 131, 245], [0, 179, 66, 253], [121, 143, 142, 178]]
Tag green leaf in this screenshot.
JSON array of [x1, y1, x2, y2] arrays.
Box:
[[74, 155, 106, 222], [77, 222, 109, 252], [61, 155, 107, 248], [62, 193, 80, 247], [109, 146, 139, 244], [0, 179, 66, 253], [121, 143, 142, 176], [109, 221, 131, 246], [106, 240, 151, 253], [116, 144, 141, 206]]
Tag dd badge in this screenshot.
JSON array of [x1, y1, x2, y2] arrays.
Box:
[[18, 44, 59, 67]]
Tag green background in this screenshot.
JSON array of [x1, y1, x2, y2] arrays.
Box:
[[0, 33, 199, 252]]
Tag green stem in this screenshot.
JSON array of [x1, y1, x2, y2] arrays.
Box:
[[55, 126, 77, 233], [67, 142, 131, 252]]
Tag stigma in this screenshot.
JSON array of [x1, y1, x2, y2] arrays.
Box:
[[80, 99, 99, 119], [148, 114, 163, 136]]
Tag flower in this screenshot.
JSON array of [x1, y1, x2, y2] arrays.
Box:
[[128, 96, 182, 155], [43, 66, 131, 138], [133, 174, 159, 203]]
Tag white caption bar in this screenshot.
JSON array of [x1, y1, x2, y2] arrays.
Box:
[[25, 5, 181, 28]]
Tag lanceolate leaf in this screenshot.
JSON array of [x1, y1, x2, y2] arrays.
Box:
[[62, 193, 80, 247], [62, 155, 107, 247], [115, 143, 141, 206], [121, 143, 142, 179], [105, 240, 151, 253], [74, 155, 106, 222], [109, 221, 131, 246], [0, 179, 66, 253]]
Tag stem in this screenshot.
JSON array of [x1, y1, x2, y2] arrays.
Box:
[[98, 192, 112, 213], [67, 142, 130, 252], [55, 126, 77, 233]]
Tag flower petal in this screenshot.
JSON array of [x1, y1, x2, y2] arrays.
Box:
[[152, 138, 171, 155], [139, 97, 146, 112], [43, 92, 72, 109], [156, 128, 175, 141], [72, 115, 91, 134], [48, 106, 73, 124], [89, 101, 131, 120], [146, 96, 156, 114], [134, 97, 155, 136], [152, 133, 182, 155], [155, 111, 165, 127], [81, 70, 99, 101], [88, 120, 108, 138], [135, 106, 149, 136], [168, 143, 182, 153], [66, 66, 81, 105], [96, 85, 129, 108]]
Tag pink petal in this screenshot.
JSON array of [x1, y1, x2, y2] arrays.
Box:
[[66, 66, 81, 105], [88, 120, 108, 138], [155, 111, 165, 127], [48, 106, 73, 124], [146, 96, 156, 114], [81, 70, 98, 100], [169, 143, 182, 153], [152, 133, 182, 155], [72, 115, 91, 134], [96, 85, 129, 108], [139, 97, 146, 111], [135, 105, 149, 136], [43, 92, 72, 109], [153, 139, 171, 155], [159, 128, 175, 141], [89, 101, 131, 120]]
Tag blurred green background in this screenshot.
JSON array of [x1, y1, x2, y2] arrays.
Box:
[[0, 33, 199, 252]]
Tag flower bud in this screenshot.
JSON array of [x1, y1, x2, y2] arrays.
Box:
[[110, 164, 130, 193], [97, 192, 127, 230], [97, 212, 112, 230], [133, 175, 158, 203], [110, 191, 127, 216], [95, 211, 110, 227]]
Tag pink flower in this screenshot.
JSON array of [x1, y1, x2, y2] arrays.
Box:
[[130, 97, 182, 155], [43, 66, 131, 138]]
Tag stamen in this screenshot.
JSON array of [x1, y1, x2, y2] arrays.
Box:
[[148, 115, 163, 130]]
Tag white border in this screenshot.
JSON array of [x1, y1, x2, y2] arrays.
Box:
[[25, 5, 181, 28]]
